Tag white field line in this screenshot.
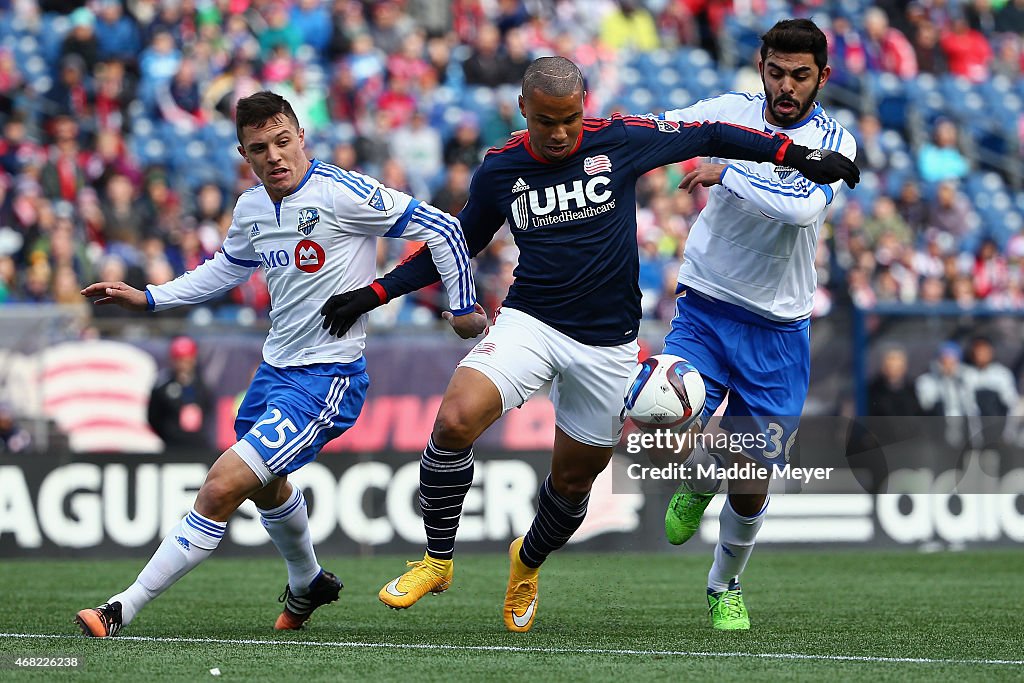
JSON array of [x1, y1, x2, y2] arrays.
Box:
[[1, 632, 1022, 667]]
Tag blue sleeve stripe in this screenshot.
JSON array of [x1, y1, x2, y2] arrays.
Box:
[[730, 166, 822, 199], [145, 288, 155, 312], [328, 163, 375, 195], [833, 126, 844, 152], [412, 206, 473, 310], [385, 199, 420, 238], [222, 248, 261, 268], [322, 162, 375, 195], [449, 304, 476, 316], [729, 165, 818, 194], [818, 183, 835, 204], [313, 169, 371, 200], [413, 206, 473, 310]]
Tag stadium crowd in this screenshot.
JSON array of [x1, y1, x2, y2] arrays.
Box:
[[1, 0, 1023, 326]]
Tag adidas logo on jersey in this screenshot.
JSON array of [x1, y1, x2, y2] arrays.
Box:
[[511, 177, 530, 193], [250, 223, 261, 237]]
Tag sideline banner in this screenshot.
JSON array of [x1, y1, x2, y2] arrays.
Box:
[[2, 448, 1021, 558]]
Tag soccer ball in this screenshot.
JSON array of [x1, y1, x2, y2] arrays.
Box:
[[623, 354, 706, 432]]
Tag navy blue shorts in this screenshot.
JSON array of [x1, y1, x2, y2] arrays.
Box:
[[663, 289, 810, 466]]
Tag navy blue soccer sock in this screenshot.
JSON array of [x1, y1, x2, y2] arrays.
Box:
[[519, 475, 589, 568], [419, 438, 474, 560]]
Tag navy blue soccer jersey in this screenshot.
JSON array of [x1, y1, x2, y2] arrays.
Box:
[[378, 114, 791, 346]]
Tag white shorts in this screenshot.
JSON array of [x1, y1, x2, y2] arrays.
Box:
[[458, 307, 639, 447]]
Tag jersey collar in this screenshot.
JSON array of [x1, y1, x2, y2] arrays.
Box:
[[762, 101, 824, 131], [289, 158, 319, 195], [522, 131, 584, 164]]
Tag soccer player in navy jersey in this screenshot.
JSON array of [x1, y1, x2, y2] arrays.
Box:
[[321, 56, 858, 632]]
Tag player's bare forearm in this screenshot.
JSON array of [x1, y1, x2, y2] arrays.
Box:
[[80, 281, 149, 311]]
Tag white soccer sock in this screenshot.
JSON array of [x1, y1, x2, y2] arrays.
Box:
[[259, 484, 321, 596], [682, 442, 723, 494], [707, 496, 767, 592], [110, 509, 226, 626]]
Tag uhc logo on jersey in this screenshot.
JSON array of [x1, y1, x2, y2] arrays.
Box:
[[295, 239, 326, 273], [510, 175, 615, 231], [297, 207, 320, 236]]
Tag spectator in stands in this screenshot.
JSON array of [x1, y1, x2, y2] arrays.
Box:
[[463, 24, 517, 87], [916, 341, 980, 447], [940, 14, 992, 83], [0, 401, 32, 454], [967, 335, 1019, 415], [61, 6, 100, 74], [94, 0, 141, 66], [290, 0, 333, 58], [148, 335, 214, 451], [278, 69, 329, 134], [973, 238, 1009, 299], [895, 179, 929, 234], [371, 0, 415, 56], [431, 161, 471, 216], [93, 59, 135, 134], [390, 110, 443, 198], [444, 113, 484, 168], [258, 1, 303, 59], [862, 7, 918, 79], [40, 116, 87, 203], [0, 47, 22, 119], [926, 180, 976, 242], [100, 173, 148, 262], [46, 54, 91, 124], [967, 335, 1021, 446], [918, 119, 969, 183], [855, 113, 890, 174], [864, 195, 913, 248], [911, 19, 948, 75], [600, 0, 660, 52], [996, 0, 1024, 33], [869, 346, 924, 416]]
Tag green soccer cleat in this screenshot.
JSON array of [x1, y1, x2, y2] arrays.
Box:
[[707, 580, 750, 630], [664, 485, 715, 545]]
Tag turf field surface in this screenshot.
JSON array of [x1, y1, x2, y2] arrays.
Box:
[[1, 549, 1022, 681]]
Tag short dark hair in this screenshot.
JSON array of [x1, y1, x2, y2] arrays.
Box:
[[522, 56, 584, 98], [235, 91, 301, 144], [760, 18, 828, 73]]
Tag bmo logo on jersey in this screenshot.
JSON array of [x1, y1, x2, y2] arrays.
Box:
[[510, 169, 616, 230], [295, 239, 326, 273]]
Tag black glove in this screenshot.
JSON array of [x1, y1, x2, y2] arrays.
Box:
[[320, 285, 384, 337], [782, 144, 861, 189]]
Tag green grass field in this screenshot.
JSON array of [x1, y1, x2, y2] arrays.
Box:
[[1, 549, 1022, 681]]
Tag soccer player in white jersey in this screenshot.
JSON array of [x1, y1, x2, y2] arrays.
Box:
[[74, 91, 486, 637], [654, 19, 857, 630]]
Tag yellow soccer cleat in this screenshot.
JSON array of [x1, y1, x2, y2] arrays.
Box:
[[378, 552, 453, 609], [503, 537, 540, 632]]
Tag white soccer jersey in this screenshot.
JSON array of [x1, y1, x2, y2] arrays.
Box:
[[146, 160, 476, 366], [661, 92, 856, 322]]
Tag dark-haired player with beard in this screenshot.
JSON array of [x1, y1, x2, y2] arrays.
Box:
[[320, 55, 858, 632], [651, 18, 858, 630]]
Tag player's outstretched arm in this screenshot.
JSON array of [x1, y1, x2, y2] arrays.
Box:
[[628, 115, 859, 188], [321, 167, 504, 339], [81, 281, 149, 311]]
